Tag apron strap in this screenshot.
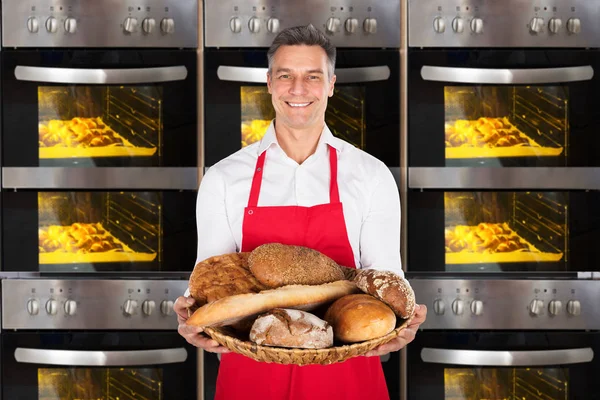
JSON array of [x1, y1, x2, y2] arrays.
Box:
[[247, 151, 267, 208], [247, 145, 340, 208]]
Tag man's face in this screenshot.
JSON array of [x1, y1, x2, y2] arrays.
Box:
[[267, 45, 336, 131]]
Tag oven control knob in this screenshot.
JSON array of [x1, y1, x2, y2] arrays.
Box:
[[64, 300, 77, 316], [267, 18, 280, 34], [248, 17, 261, 34], [345, 18, 358, 34], [529, 299, 544, 316], [567, 18, 581, 34], [142, 300, 156, 316], [64, 17, 77, 34], [470, 17, 484, 34], [326, 17, 341, 34], [123, 299, 138, 316], [433, 299, 445, 315], [123, 17, 138, 33], [45, 17, 58, 33], [548, 300, 562, 316], [452, 17, 465, 33], [470, 300, 483, 316], [230, 17, 242, 33], [433, 17, 446, 34], [45, 299, 58, 315], [27, 299, 40, 315], [160, 300, 174, 316], [567, 299, 581, 316], [142, 18, 156, 34], [529, 17, 544, 34], [363, 18, 377, 34], [27, 17, 39, 33], [161, 18, 175, 34], [452, 299, 464, 315], [548, 18, 563, 34]]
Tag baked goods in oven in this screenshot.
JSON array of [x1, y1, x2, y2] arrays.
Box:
[[186, 280, 359, 328], [188, 252, 269, 307], [445, 117, 532, 149], [324, 294, 396, 343], [38, 222, 126, 254], [241, 119, 271, 147], [353, 269, 416, 319], [445, 222, 533, 254], [249, 308, 334, 349], [248, 243, 345, 288], [39, 117, 129, 148]]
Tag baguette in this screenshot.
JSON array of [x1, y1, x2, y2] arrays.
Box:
[[186, 280, 360, 328]]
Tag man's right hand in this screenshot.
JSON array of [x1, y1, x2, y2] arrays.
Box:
[[174, 296, 231, 353]]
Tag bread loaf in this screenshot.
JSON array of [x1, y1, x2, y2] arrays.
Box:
[[324, 294, 396, 343], [188, 252, 268, 307], [249, 308, 333, 349], [248, 243, 345, 288], [186, 280, 360, 328], [354, 269, 416, 319]]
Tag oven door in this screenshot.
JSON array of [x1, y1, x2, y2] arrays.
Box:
[[407, 331, 599, 400], [408, 49, 600, 189], [1, 331, 197, 400], [2, 50, 198, 190], [204, 49, 400, 169], [2, 190, 196, 272], [408, 189, 600, 273]]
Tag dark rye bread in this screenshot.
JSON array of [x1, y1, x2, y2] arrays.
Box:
[[353, 269, 416, 319], [248, 243, 345, 288]]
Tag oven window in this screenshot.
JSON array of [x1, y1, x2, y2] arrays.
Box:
[[38, 192, 160, 268], [445, 367, 568, 399], [39, 367, 162, 399], [38, 86, 162, 164], [240, 86, 366, 149], [444, 86, 568, 164], [444, 192, 567, 271]]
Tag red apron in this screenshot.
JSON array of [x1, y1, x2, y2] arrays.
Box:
[[214, 145, 390, 400]]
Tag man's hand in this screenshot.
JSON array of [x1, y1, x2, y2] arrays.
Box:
[[364, 303, 428, 357], [174, 296, 231, 354]]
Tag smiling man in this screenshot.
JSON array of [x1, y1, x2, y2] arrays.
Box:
[[175, 24, 427, 400]]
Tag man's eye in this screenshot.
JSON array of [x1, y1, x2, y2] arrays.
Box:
[[308, 75, 320, 80], [279, 74, 290, 79]]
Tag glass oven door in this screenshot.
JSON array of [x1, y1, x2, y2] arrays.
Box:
[[203, 49, 400, 168], [408, 49, 600, 189], [2, 50, 198, 190], [407, 331, 599, 400], [2, 190, 197, 272], [1, 332, 197, 400], [408, 190, 600, 273]]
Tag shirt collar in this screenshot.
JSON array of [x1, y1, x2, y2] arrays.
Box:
[[257, 119, 342, 156]]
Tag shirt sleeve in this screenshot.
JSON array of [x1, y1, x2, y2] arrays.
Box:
[[358, 163, 404, 277]]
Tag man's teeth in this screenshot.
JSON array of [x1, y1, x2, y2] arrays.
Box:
[[288, 102, 310, 107]]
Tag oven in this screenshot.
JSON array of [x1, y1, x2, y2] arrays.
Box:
[[1, 0, 199, 189], [202, 0, 401, 176], [405, 278, 600, 400], [1, 277, 198, 400]]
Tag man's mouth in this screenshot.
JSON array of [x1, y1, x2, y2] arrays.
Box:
[[285, 102, 312, 108]]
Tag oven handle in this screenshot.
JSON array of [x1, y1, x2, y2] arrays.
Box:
[[421, 347, 594, 366], [14, 347, 188, 366], [420, 65, 594, 84], [14, 66, 188, 84], [217, 65, 391, 83]]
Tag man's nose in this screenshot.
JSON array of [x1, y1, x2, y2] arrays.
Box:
[[289, 78, 308, 95]]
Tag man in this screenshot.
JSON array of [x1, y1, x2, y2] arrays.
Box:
[[175, 24, 427, 399]]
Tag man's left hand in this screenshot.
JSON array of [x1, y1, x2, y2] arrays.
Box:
[[364, 303, 428, 357]]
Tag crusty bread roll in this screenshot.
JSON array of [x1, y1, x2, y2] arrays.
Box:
[[353, 269, 416, 319], [249, 308, 333, 349], [248, 243, 345, 288], [186, 280, 359, 328], [324, 294, 396, 343], [188, 252, 268, 307]]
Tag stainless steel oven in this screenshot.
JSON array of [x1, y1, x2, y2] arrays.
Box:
[[1, 277, 198, 400], [1, 0, 199, 189], [406, 277, 600, 400], [202, 0, 401, 174]]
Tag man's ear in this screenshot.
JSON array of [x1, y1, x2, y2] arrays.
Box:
[[267, 72, 272, 94], [328, 74, 337, 97]]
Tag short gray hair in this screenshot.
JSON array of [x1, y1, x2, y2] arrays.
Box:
[[267, 24, 336, 78]]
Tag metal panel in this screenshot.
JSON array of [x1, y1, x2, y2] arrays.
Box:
[[15, 347, 188, 366], [421, 347, 594, 366], [421, 66, 594, 84], [15, 66, 188, 84]]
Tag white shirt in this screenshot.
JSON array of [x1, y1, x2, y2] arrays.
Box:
[[194, 120, 403, 277]]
